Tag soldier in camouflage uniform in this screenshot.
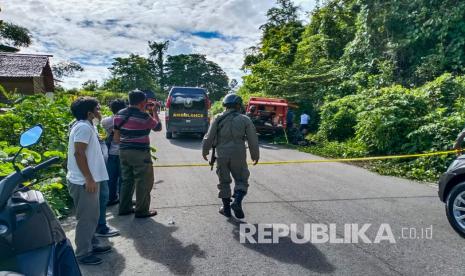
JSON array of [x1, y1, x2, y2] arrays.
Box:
[[202, 94, 260, 219]]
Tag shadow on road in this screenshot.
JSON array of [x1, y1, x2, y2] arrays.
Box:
[[168, 134, 203, 150], [148, 194, 437, 210], [228, 219, 335, 274], [79, 239, 126, 276], [259, 143, 281, 150], [166, 133, 283, 151], [108, 217, 206, 275]]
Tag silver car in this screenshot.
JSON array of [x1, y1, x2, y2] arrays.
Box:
[[438, 155, 465, 237]]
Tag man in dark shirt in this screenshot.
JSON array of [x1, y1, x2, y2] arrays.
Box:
[[114, 90, 161, 218], [286, 109, 294, 129]]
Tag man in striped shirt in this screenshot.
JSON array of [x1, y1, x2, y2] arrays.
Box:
[[114, 90, 161, 218]]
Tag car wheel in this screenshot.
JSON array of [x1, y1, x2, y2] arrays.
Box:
[[166, 132, 172, 139], [446, 182, 465, 238]]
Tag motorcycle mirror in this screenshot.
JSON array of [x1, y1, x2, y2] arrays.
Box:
[[19, 124, 43, 148]]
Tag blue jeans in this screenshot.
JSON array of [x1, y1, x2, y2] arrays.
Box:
[[98, 181, 109, 228], [107, 154, 121, 202]]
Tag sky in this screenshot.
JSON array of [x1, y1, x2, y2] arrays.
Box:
[[1, 0, 316, 89]]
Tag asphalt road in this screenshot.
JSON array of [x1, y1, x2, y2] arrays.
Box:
[[67, 125, 465, 276]]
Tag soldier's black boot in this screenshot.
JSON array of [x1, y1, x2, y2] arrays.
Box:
[[231, 191, 246, 219], [219, 198, 232, 217]]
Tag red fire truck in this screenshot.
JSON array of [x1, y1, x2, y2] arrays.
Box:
[[245, 97, 297, 135]]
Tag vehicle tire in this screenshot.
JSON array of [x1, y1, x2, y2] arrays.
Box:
[[445, 182, 465, 238], [166, 132, 172, 139]]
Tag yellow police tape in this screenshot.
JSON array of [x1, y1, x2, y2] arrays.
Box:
[[153, 149, 460, 168]]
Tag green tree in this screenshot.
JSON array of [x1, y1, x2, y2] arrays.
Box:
[[0, 7, 32, 52], [342, 0, 465, 86], [105, 54, 157, 92], [52, 61, 84, 79], [260, 0, 304, 66], [148, 40, 169, 92], [243, 0, 303, 68], [164, 54, 229, 100], [260, 0, 300, 31], [299, 0, 357, 64], [81, 80, 99, 91], [241, 0, 308, 109]]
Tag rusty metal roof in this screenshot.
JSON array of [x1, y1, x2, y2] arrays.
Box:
[[0, 53, 52, 77]]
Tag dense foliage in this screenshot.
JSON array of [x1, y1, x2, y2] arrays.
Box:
[[0, 94, 73, 217], [240, 0, 465, 181], [164, 54, 229, 101], [105, 54, 159, 92], [103, 42, 230, 101]]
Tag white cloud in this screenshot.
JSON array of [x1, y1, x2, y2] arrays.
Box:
[[1, 0, 316, 89]]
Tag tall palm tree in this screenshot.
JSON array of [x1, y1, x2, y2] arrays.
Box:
[[148, 40, 169, 92]]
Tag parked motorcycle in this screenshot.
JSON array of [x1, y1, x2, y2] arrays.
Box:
[[0, 125, 81, 275]]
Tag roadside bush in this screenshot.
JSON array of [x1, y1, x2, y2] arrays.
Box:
[[0, 113, 23, 145], [300, 138, 368, 158], [64, 90, 128, 106], [0, 85, 8, 101], [303, 74, 465, 182], [0, 141, 71, 218], [237, 85, 266, 104], [355, 85, 429, 154], [406, 108, 465, 152], [416, 73, 465, 111], [210, 101, 224, 116], [0, 93, 79, 218], [318, 94, 361, 141], [33, 180, 71, 219], [12, 95, 73, 152], [370, 154, 453, 182]]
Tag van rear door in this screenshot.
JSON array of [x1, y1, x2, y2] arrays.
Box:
[[168, 90, 209, 133]]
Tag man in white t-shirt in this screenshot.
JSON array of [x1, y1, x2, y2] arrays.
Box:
[[67, 97, 110, 265], [300, 111, 310, 134]]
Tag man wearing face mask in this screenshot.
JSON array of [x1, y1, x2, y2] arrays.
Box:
[[115, 90, 161, 218], [67, 97, 111, 265], [69, 106, 120, 239]]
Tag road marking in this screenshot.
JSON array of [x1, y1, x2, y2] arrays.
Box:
[[153, 149, 459, 168], [152, 195, 437, 209]]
